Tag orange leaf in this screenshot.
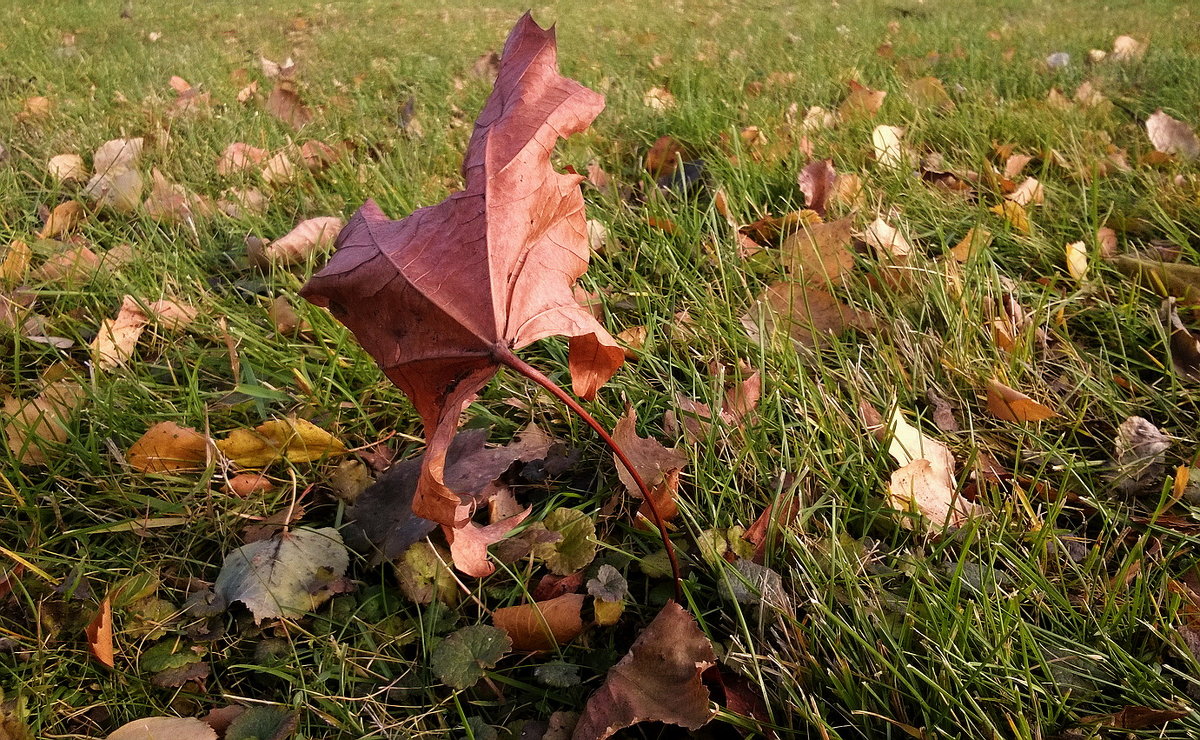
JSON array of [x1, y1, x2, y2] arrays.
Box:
[[85, 596, 114, 668], [493, 592, 586, 651], [986, 379, 1057, 422], [127, 421, 211, 473]]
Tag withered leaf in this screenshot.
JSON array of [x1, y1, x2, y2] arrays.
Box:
[[445, 508, 530, 577], [1146, 110, 1198, 160], [612, 407, 687, 513], [215, 417, 346, 467], [1162, 298, 1200, 382], [2, 378, 84, 465], [265, 77, 312, 129], [742, 281, 876, 349], [797, 158, 836, 215], [300, 14, 623, 528], [574, 601, 716, 739], [838, 80, 886, 120], [127, 421, 211, 473], [493, 593, 586, 652], [1113, 256, 1200, 303], [985, 379, 1056, 422], [85, 596, 115, 668], [249, 216, 345, 267], [881, 408, 981, 532], [213, 527, 348, 622]]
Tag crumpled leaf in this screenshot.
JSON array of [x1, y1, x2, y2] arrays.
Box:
[[1146, 110, 1199, 160], [107, 717, 216, 740], [431, 624, 511, 689], [216, 417, 347, 468], [860, 216, 913, 261], [742, 282, 876, 349], [1112, 416, 1171, 494], [446, 509, 530, 577], [213, 527, 349, 622], [394, 542, 459, 605], [249, 216, 345, 267], [879, 407, 981, 531], [573, 601, 716, 739], [127, 421, 210, 473], [612, 407, 687, 524], [47, 153, 87, 183], [300, 14, 622, 528], [587, 564, 628, 602], [493, 593, 586, 651], [838, 80, 886, 120], [84, 596, 114, 668], [531, 507, 597, 575]]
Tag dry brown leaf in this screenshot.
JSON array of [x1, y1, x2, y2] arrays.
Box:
[[86, 168, 143, 213], [1146, 110, 1199, 160], [147, 299, 198, 332], [19, 95, 51, 120], [225, 472, 274, 497], [644, 135, 685, 178], [3, 378, 85, 465], [1003, 154, 1033, 179], [573, 601, 715, 739], [446, 508, 531, 577], [107, 717, 216, 740], [128, 421, 211, 473], [950, 227, 992, 262], [493, 593, 586, 651], [85, 596, 115, 668], [831, 173, 864, 209], [781, 217, 855, 284], [249, 216, 345, 267], [839, 80, 887, 120], [92, 296, 149, 370], [642, 86, 675, 111], [986, 379, 1056, 422], [615, 325, 647, 360], [882, 408, 980, 531], [32, 245, 100, 286], [1163, 298, 1200, 382], [236, 80, 259, 103], [860, 217, 913, 260], [269, 295, 307, 335], [1006, 177, 1045, 207], [612, 407, 687, 510], [260, 151, 298, 186], [743, 282, 876, 348], [1096, 226, 1118, 258], [300, 140, 339, 172], [217, 187, 268, 219], [0, 239, 31, 284], [266, 77, 312, 129], [802, 105, 837, 131], [47, 154, 87, 183], [144, 169, 212, 223], [797, 159, 836, 215], [1112, 35, 1147, 62], [94, 138, 143, 176], [38, 201, 84, 239], [1074, 81, 1108, 109], [216, 143, 268, 176]]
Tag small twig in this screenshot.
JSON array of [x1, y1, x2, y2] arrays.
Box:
[[493, 344, 683, 601]]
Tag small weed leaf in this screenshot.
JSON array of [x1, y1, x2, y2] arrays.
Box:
[[224, 706, 299, 740], [532, 508, 597, 575], [430, 625, 511, 690]]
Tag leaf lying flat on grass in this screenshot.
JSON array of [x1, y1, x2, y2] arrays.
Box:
[[985, 379, 1056, 422], [574, 601, 715, 739], [742, 281, 877, 349], [127, 421, 210, 473], [213, 527, 348, 622], [1146, 109, 1199, 160], [107, 717, 216, 740], [2, 377, 85, 465], [493, 593, 586, 652], [431, 624, 511, 689], [215, 417, 347, 468]]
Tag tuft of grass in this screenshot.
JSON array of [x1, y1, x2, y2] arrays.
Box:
[[2, 0, 1200, 738]]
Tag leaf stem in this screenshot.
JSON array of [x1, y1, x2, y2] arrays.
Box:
[[493, 345, 683, 601]]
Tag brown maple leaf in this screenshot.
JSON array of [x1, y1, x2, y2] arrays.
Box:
[[300, 13, 623, 529]]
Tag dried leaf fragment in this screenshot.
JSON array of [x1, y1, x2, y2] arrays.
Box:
[[249, 216, 345, 267], [85, 596, 115, 668], [872, 125, 908, 169], [574, 601, 716, 739], [839, 80, 886, 119], [217, 143, 269, 176], [38, 201, 84, 239], [1146, 110, 1199, 160]]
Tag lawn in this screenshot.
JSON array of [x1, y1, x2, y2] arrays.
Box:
[[2, 0, 1200, 738]]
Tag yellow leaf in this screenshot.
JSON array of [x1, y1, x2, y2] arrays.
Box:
[[1065, 241, 1088, 281], [127, 421, 210, 473], [593, 598, 625, 626], [217, 417, 347, 468], [950, 227, 992, 262], [990, 201, 1030, 234]]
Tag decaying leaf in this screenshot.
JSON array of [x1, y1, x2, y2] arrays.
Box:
[[3, 378, 85, 465], [742, 281, 876, 349], [128, 421, 211, 473], [47, 153, 87, 183], [37, 201, 84, 239], [493, 593, 586, 652], [1066, 240, 1088, 281], [782, 217, 855, 285], [217, 143, 269, 176], [642, 86, 675, 111], [1078, 705, 1187, 730], [986, 379, 1057, 422], [215, 417, 347, 467], [880, 407, 980, 531], [797, 159, 836, 215], [107, 717, 217, 740], [872, 125, 907, 169], [838, 80, 886, 120], [394, 542, 459, 605], [222, 706, 298, 740], [906, 76, 954, 110], [445, 509, 530, 577], [1112, 416, 1171, 494], [213, 527, 349, 622], [612, 407, 687, 518], [431, 624, 511, 689], [1146, 110, 1199, 160], [300, 14, 623, 528], [1164, 298, 1200, 382], [1, 240, 31, 284], [249, 216, 345, 267], [144, 169, 212, 223], [573, 601, 716, 739]]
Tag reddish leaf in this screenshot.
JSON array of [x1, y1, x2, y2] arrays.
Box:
[[300, 14, 622, 528], [85, 596, 114, 668], [574, 601, 716, 739], [644, 135, 684, 178], [797, 158, 836, 215], [493, 593, 586, 651], [266, 73, 312, 129], [612, 407, 687, 517], [445, 508, 530, 577]]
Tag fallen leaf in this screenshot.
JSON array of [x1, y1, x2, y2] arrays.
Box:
[[249, 216, 345, 267], [107, 717, 217, 740], [18, 96, 51, 120], [880, 408, 980, 531], [838, 80, 886, 120], [213, 527, 348, 622], [872, 125, 907, 169], [47, 154, 87, 183], [144, 169, 212, 223], [431, 625, 511, 689], [986, 379, 1056, 422], [644, 135, 685, 178], [299, 140, 339, 172], [831, 173, 864, 209], [531, 507, 597, 575], [1146, 110, 1199, 160], [802, 105, 837, 130], [1, 240, 31, 284], [1112, 256, 1200, 302], [573, 601, 716, 739], [1112, 416, 1170, 494], [906, 76, 954, 110], [950, 227, 992, 262], [236, 81, 259, 103], [1078, 706, 1187, 730], [990, 201, 1030, 233], [493, 593, 586, 651], [740, 209, 821, 245], [128, 421, 210, 473], [860, 216, 913, 260], [642, 86, 675, 111], [216, 417, 347, 467], [667, 369, 761, 444], [32, 245, 100, 286], [1162, 298, 1200, 382], [1112, 35, 1147, 62], [1006, 177, 1044, 206], [1097, 226, 1118, 258], [148, 299, 198, 332], [85, 596, 115, 668], [85, 168, 143, 213], [223, 707, 298, 740], [445, 508, 530, 577], [266, 76, 312, 129], [1066, 240, 1088, 281], [260, 151, 297, 186], [218, 187, 268, 219], [225, 472, 273, 497], [217, 143, 269, 176], [92, 296, 148, 370], [37, 201, 84, 239], [743, 282, 876, 348], [2, 378, 85, 465], [269, 295, 306, 335], [1074, 80, 1109, 109], [612, 407, 687, 514], [394, 542, 459, 605], [300, 14, 623, 528], [797, 159, 836, 215]]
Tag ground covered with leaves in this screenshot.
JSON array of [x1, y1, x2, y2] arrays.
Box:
[[3, 0, 1200, 738]]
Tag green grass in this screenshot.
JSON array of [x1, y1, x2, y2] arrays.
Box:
[[3, 0, 1200, 737]]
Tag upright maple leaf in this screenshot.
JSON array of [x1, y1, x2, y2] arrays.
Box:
[[301, 14, 624, 528]]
